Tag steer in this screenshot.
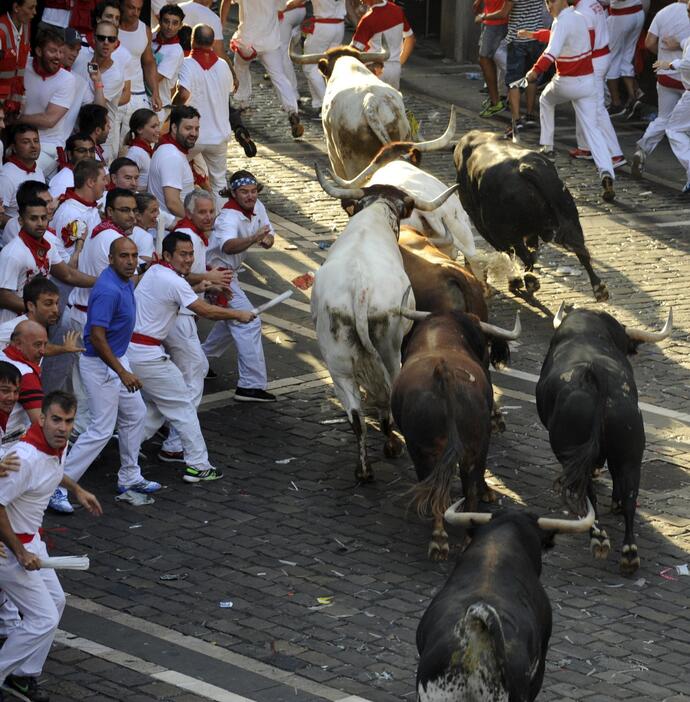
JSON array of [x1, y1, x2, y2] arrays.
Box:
[[311, 163, 460, 482], [453, 130, 609, 302], [416, 501, 594, 702], [536, 303, 673, 574], [390, 310, 520, 559]]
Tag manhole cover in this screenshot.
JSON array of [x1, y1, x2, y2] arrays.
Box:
[[640, 460, 690, 492]]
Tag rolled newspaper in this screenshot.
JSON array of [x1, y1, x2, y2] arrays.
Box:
[[251, 290, 294, 315], [39, 555, 90, 570]]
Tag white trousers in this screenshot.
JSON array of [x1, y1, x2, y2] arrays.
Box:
[[665, 90, 690, 182], [0, 535, 65, 679], [303, 22, 345, 108], [37, 144, 59, 181], [189, 142, 229, 211], [62, 354, 146, 488], [234, 47, 299, 113], [576, 55, 622, 157], [382, 61, 402, 90], [606, 11, 644, 80], [201, 278, 267, 389], [162, 314, 208, 454], [116, 93, 152, 154], [638, 82, 683, 155], [540, 74, 614, 178], [279, 7, 306, 92], [67, 311, 89, 434], [127, 352, 213, 470]]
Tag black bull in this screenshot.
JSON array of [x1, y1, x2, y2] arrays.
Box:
[[453, 130, 609, 302]]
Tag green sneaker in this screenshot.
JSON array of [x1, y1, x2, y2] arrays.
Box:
[[183, 466, 224, 483], [479, 100, 505, 118]]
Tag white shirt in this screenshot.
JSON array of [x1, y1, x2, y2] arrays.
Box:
[[0, 216, 20, 247], [232, 0, 284, 54], [119, 20, 149, 93], [126, 144, 153, 189], [672, 36, 690, 89], [178, 56, 232, 143], [79, 49, 128, 134], [179, 1, 224, 39], [148, 143, 194, 218], [50, 196, 102, 264], [0, 233, 61, 324], [127, 264, 198, 362], [649, 2, 690, 80], [312, 0, 347, 19], [0, 313, 27, 348], [48, 166, 74, 199], [60, 71, 90, 144], [42, 6, 70, 27], [0, 350, 40, 446], [23, 61, 75, 147], [0, 162, 46, 219], [152, 40, 184, 108], [174, 223, 209, 315], [207, 199, 273, 271], [130, 225, 155, 263], [574, 0, 609, 54]]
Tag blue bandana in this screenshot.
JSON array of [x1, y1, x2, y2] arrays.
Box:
[[230, 176, 258, 190]]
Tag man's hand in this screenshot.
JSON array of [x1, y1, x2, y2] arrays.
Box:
[[205, 267, 233, 286], [150, 94, 162, 112], [89, 65, 103, 85], [232, 75, 240, 94], [525, 69, 538, 83], [62, 330, 85, 354], [661, 37, 681, 50], [474, 13, 485, 23], [0, 452, 20, 478], [75, 486, 103, 516], [517, 29, 534, 40], [119, 370, 143, 393], [259, 233, 274, 249], [653, 59, 672, 71], [17, 546, 41, 571], [234, 310, 257, 324]]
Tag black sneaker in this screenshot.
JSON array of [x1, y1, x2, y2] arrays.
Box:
[[607, 103, 626, 117], [234, 387, 277, 402], [4, 675, 49, 701], [523, 113, 538, 127]]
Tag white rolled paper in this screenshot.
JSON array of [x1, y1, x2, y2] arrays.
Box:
[[251, 290, 294, 315], [39, 555, 90, 570]]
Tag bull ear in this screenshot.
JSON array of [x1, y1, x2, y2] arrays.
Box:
[[318, 58, 330, 77], [402, 195, 415, 219], [341, 199, 357, 216], [410, 148, 422, 166]]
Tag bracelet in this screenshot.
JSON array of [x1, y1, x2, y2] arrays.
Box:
[[94, 82, 104, 88]]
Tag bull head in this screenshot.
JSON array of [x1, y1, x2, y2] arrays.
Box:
[[289, 36, 389, 76], [399, 309, 521, 343], [444, 497, 596, 533]]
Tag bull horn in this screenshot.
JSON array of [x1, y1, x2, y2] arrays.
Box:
[[400, 309, 432, 321], [412, 184, 460, 212], [327, 159, 381, 188], [553, 301, 567, 329], [359, 45, 390, 63], [537, 498, 595, 533], [415, 106, 456, 152], [443, 498, 493, 526], [626, 307, 673, 344], [289, 35, 324, 65], [479, 311, 521, 340], [314, 162, 365, 200]]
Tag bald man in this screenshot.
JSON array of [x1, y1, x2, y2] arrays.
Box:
[[0, 321, 48, 446]]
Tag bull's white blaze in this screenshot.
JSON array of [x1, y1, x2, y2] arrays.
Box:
[[418, 674, 509, 702]]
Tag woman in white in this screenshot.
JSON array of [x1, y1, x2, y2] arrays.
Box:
[[124, 109, 160, 189]]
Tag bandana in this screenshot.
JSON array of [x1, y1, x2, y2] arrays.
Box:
[[32, 57, 60, 80], [230, 175, 258, 191], [130, 137, 154, 156], [158, 131, 188, 155], [175, 217, 208, 246], [0, 410, 9, 432], [4, 344, 41, 379], [190, 47, 218, 70], [21, 421, 64, 458], [223, 196, 255, 219], [155, 259, 181, 274], [91, 219, 126, 238], [55, 146, 72, 170], [154, 33, 180, 51], [59, 188, 97, 207], [19, 229, 52, 273], [5, 156, 36, 174]]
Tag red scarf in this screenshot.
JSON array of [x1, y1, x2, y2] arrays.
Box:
[[94, 142, 105, 163], [0, 410, 9, 432], [154, 33, 180, 52], [189, 47, 218, 70], [59, 188, 96, 207], [223, 196, 255, 219], [130, 137, 154, 156], [91, 219, 126, 238], [32, 57, 59, 80], [157, 132, 188, 155], [70, 0, 97, 34], [19, 229, 52, 273], [155, 260, 180, 274], [55, 147, 72, 170], [5, 156, 36, 174], [20, 421, 63, 458], [4, 344, 41, 378], [176, 217, 208, 246]]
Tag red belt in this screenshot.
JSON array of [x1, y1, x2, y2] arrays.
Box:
[[591, 46, 610, 59], [302, 17, 345, 34], [609, 5, 642, 15], [16, 533, 35, 544], [74, 304, 88, 313], [230, 39, 257, 61], [131, 332, 162, 346], [658, 74, 684, 91]]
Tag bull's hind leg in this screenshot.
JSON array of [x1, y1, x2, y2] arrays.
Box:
[[567, 243, 609, 302], [381, 413, 404, 459], [587, 483, 611, 560], [428, 513, 449, 562], [608, 458, 642, 575], [350, 409, 374, 483]]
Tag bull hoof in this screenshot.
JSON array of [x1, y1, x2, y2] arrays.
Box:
[[481, 486, 497, 503], [355, 464, 375, 483], [428, 528, 449, 561], [590, 526, 611, 560], [508, 277, 524, 295], [610, 499, 623, 515], [491, 410, 506, 434], [620, 544, 640, 575], [383, 435, 404, 459], [593, 282, 609, 302], [524, 273, 541, 294]]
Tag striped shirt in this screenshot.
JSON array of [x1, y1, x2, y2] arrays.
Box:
[[507, 0, 545, 42]]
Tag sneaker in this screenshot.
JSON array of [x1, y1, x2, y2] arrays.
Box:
[[157, 449, 185, 463], [234, 387, 277, 402], [569, 147, 592, 160], [504, 118, 525, 139], [288, 112, 304, 138], [624, 99, 643, 120], [48, 488, 73, 514], [523, 113, 538, 127], [183, 466, 224, 483], [234, 126, 257, 158], [539, 146, 556, 160], [4, 675, 49, 702], [682, 182, 690, 194], [479, 100, 505, 118], [117, 479, 161, 494], [612, 155, 627, 170], [607, 103, 626, 117], [631, 149, 645, 178], [601, 174, 615, 202]]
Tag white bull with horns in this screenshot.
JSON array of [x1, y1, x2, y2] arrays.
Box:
[[311, 163, 461, 482]]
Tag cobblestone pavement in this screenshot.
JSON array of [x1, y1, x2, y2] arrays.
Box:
[[38, 42, 690, 702]]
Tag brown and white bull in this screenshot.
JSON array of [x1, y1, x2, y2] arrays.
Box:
[[311, 164, 460, 482]]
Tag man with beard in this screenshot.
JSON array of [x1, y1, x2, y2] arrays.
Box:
[[0, 125, 44, 227]]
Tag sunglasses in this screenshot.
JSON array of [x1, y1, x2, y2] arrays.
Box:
[[72, 146, 96, 153], [96, 34, 118, 43]]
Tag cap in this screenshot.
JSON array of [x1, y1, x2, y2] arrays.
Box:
[[64, 28, 83, 46]]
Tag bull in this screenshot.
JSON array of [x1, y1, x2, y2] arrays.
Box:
[[311, 164, 460, 482], [416, 501, 594, 702], [390, 310, 520, 559], [453, 130, 609, 302], [536, 303, 673, 574]]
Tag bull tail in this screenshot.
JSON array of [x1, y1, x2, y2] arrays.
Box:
[[412, 361, 462, 519], [363, 92, 394, 145]]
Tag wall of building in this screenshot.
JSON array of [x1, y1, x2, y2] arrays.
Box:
[[440, 0, 481, 62]]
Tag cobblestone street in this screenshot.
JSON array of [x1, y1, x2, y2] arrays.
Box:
[[38, 42, 690, 702]]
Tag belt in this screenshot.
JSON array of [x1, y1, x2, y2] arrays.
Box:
[[131, 90, 147, 95], [131, 332, 162, 346], [657, 74, 684, 90], [73, 303, 87, 313], [302, 16, 345, 34], [609, 5, 642, 15], [591, 46, 610, 59], [16, 533, 36, 544]]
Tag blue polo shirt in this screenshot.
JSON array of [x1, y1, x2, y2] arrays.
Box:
[[84, 266, 136, 358]]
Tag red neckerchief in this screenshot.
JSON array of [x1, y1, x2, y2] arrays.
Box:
[[189, 47, 218, 70], [105, 181, 115, 191], [19, 229, 52, 272], [91, 219, 126, 238], [32, 57, 60, 80], [223, 196, 255, 219], [5, 156, 36, 174], [20, 421, 63, 458], [60, 188, 96, 207], [176, 217, 208, 246], [4, 344, 41, 378], [154, 33, 180, 52], [155, 260, 182, 275], [0, 410, 9, 432], [157, 132, 188, 155], [130, 137, 154, 156], [55, 146, 71, 169], [94, 142, 105, 162]]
